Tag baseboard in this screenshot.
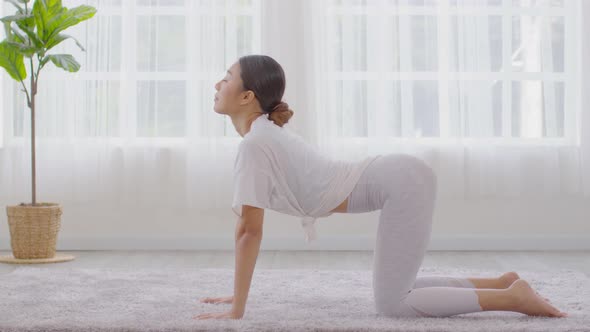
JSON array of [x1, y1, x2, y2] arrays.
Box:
[[1, 234, 589, 251]]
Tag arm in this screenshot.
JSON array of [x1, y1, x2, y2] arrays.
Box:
[[231, 205, 264, 317]]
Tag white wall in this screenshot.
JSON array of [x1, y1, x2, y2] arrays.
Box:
[[1, 196, 589, 251]]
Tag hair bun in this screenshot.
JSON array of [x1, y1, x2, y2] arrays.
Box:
[[267, 101, 294, 128], [270, 101, 289, 113]]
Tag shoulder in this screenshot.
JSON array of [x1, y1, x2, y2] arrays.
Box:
[[235, 138, 271, 169], [238, 138, 266, 157]]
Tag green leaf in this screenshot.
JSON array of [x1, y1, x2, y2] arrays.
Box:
[[0, 14, 31, 23], [5, 41, 42, 57], [40, 55, 50, 67], [45, 5, 96, 42], [3, 21, 14, 42], [10, 25, 27, 43], [16, 23, 44, 49], [33, 0, 65, 42], [45, 33, 84, 51], [14, 12, 36, 30], [46, 54, 80, 72], [1, 14, 41, 50], [0, 41, 27, 81], [1, 13, 35, 32]]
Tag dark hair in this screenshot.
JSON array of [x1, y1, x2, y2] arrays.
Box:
[[238, 55, 294, 128]]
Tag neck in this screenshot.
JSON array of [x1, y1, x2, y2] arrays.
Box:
[[233, 111, 265, 137]]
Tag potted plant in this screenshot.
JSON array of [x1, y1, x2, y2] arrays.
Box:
[[0, 0, 96, 262]]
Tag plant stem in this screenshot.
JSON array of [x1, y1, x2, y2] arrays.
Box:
[[30, 56, 36, 206], [20, 0, 38, 206], [19, 80, 31, 107]]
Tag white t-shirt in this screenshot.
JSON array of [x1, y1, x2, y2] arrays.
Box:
[[232, 114, 380, 243]]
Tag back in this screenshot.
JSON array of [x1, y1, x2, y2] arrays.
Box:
[[233, 114, 378, 220]]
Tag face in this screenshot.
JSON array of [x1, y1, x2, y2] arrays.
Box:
[[213, 62, 255, 115]]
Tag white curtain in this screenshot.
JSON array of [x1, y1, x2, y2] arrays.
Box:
[[1, 0, 588, 219], [0, 0, 260, 212], [303, 0, 590, 200]]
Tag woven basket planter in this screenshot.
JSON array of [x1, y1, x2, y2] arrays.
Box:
[[5, 203, 62, 259]]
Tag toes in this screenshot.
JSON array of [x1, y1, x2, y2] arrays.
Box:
[[548, 305, 564, 316]]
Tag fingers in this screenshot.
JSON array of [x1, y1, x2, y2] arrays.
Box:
[[200, 297, 231, 304], [194, 312, 220, 319], [193, 312, 235, 320], [201, 298, 219, 304], [194, 314, 214, 319]]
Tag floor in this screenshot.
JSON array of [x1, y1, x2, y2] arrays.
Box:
[[1, 250, 589, 277]]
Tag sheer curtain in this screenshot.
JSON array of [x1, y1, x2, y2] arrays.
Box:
[[1, 0, 588, 227], [0, 0, 260, 214], [303, 0, 589, 200]]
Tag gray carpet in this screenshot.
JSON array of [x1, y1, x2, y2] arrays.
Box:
[[0, 266, 588, 332]]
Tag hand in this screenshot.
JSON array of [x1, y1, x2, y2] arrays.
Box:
[[199, 296, 233, 304], [193, 309, 243, 320]]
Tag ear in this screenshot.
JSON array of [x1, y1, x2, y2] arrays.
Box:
[[240, 90, 256, 105]]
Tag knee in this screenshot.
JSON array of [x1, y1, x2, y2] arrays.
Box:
[[375, 299, 428, 318]]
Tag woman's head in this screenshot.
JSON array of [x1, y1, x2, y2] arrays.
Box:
[[214, 55, 294, 127]]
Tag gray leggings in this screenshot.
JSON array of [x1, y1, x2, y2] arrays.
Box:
[[347, 154, 483, 317]]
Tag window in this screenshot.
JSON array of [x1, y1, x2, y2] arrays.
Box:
[[323, 0, 581, 142], [6, 0, 261, 141], [2, 0, 582, 144]]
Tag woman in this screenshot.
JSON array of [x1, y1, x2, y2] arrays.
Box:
[[194, 55, 568, 320]]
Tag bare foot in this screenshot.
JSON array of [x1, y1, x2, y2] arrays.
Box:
[[499, 271, 520, 288], [508, 280, 567, 318], [499, 271, 551, 303]]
